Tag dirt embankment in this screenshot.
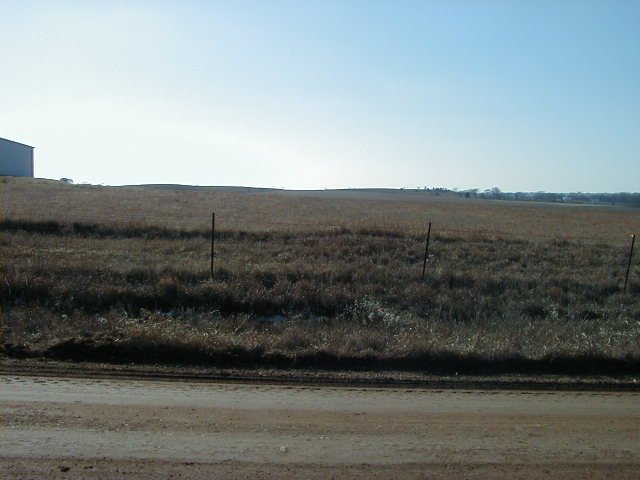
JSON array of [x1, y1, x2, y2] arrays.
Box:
[[3, 358, 640, 391]]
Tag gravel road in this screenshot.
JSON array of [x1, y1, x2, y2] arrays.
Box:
[[1, 375, 638, 479]]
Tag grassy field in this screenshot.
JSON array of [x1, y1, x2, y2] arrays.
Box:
[[2, 177, 639, 375]]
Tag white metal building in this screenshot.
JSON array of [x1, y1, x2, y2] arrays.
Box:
[[0, 137, 34, 177]]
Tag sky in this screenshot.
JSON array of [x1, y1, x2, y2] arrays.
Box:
[[1, 0, 639, 192]]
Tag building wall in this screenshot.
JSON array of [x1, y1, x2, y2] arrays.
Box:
[[0, 138, 34, 177]]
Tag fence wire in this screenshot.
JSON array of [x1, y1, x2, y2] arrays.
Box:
[[2, 215, 637, 291]]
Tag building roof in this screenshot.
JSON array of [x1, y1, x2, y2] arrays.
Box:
[[0, 137, 34, 149]]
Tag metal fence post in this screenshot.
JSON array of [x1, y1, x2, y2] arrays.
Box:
[[421, 222, 432, 281], [210, 212, 215, 278], [624, 234, 636, 292]]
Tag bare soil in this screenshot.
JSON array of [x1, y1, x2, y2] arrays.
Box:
[[2, 373, 638, 479]]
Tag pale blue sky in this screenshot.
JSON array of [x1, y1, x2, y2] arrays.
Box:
[[1, 1, 638, 191]]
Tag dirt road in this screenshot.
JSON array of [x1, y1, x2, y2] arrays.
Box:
[[1, 375, 638, 479]]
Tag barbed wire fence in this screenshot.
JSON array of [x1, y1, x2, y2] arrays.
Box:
[[1, 213, 637, 292], [206, 213, 638, 293]]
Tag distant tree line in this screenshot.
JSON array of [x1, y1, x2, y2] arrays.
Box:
[[416, 186, 640, 207]]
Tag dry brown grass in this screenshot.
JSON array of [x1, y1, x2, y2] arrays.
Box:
[[2, 177, 639, 241], [1, 177, 639, 374]]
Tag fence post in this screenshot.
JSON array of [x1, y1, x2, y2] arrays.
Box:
[[210, 212, 215, 278], [624, 234, 635, 292], [421, 222, 432, 281]]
